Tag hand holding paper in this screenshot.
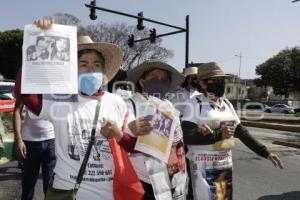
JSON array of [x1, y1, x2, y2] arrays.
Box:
[[33, 18, 54, 30], [128, 116, 153, 136]]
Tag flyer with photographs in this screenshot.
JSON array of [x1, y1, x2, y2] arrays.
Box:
[[188, 150, 233, 200], [135, 96, 178, 163], [21, 24, 77, 94]]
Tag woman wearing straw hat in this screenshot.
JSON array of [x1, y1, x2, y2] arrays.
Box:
[[171, 66, 200, 117], [126, 59, 187, 199], [15, 19, 144, 200], [181, 62, 283, 200]]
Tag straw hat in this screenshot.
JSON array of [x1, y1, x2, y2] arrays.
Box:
[[183, 66, 198, 76], [78, 36, 123, 85], [127, 59, 185, 91], [197, 62, 228, 80]]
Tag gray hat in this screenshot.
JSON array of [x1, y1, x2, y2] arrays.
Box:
[[127, 59, 185, 91], [197, 62, 228, 80]]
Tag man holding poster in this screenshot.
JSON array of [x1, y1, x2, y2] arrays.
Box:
[[15, 19, 144, 200]]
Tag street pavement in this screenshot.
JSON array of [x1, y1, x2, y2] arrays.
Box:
[[233, 127, 300, 200], [0, 161, 43, 200], [0, 126, 299, 200]]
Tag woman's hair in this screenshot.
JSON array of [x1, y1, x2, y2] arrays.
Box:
[[107, 69, 127, 92], [78, 49, 105, 67], [135, 68, 172, 92], [181, 76, 191, 88]]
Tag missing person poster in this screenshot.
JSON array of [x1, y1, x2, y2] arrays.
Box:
[[188, 150, 233, 200], [135, 97, 178, 163], [21, 24, 77, 94]]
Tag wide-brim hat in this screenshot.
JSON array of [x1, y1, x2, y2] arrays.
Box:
[[127, 59, 185, 91], [183, 66, 198, 76], [78, 36, 123, 85], [197, 62, 228, 80]]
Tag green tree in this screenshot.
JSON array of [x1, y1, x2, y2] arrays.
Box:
[[0, 29, 23, 79], [53, 13, 81, 26], [255, 47, 300, 98]]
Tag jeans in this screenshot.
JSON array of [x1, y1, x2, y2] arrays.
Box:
[[21, 139, 56, 200]]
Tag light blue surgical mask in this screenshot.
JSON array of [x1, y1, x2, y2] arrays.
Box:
[[78, 72, 103, 96]]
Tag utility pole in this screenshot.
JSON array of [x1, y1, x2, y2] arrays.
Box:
[[85, 0, 190, 68], [235, 52, 242, 106]]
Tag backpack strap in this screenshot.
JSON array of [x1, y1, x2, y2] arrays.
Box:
[[195, 97, 202, 114], [127, 98, 137, 117], [223, 98, 235, 116]]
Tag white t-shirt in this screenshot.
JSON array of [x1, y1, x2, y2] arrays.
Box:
[[127, 93, 183, 183], [30, 93, 128, 200], [22, 109, 54, 141]]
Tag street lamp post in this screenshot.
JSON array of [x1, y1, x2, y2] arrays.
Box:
[[235, 53, 242, 107]]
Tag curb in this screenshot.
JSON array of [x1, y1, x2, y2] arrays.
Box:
[[272, 141, 300, 149], [241, 120, 300, 133]]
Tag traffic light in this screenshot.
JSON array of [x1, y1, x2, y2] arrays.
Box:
[[137, 12, 145, 30], [149, 28, 156, 43], [89, 0, 97, 20], [128, 34, 135, 47]]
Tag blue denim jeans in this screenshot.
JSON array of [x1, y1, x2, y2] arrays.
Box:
[[21, 138, 56, 200]]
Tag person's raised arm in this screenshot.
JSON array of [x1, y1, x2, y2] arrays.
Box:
[[14, 19, 55, 115]]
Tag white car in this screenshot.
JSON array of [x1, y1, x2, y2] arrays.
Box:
[[0, 81, 15, 99], [264, 104, 295, 114]]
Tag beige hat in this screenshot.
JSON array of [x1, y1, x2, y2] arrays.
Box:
[[78, 36, 123, 85], [197, 62, 227, 80], [183, 67, 198, 76], [127, 59, 185, 91]]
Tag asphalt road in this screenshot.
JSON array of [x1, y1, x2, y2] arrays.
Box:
[[0, 127, 299, 200], [233, 127, 300, 200]]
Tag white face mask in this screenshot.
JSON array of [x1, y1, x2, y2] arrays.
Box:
[[115, 89, 132, 99]]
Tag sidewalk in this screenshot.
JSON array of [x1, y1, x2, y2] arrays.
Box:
[[242, 120, 300, 149], [0, 161, 43, 200], [241, 120, 300, 133]]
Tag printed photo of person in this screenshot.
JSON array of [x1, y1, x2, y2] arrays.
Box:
[[50, 37, 70, 61], [26, 36, 51, 61], [206, 168, 232, 200], [151, 110, 161, 130], [151, 110, 173, 138], [158, 113, 172, 138]]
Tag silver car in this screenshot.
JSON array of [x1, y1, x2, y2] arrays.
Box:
[[264, 104, 295, 114]]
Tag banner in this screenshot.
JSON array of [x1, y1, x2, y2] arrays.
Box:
[[0, 100, 15, 113]]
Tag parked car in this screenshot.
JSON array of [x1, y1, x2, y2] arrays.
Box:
[[264, 104, 295, 114], [0, 81, 15, 100], [0, 94, 13, 100], [0, 81, 14, 91], [244, 103, 268, 110]]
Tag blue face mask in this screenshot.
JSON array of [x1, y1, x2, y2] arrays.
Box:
[[78, 72, 103, 96]]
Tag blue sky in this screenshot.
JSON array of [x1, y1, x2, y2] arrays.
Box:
[[1, 0, 300, 79]]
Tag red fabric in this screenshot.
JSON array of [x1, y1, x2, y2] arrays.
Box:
[[118, 133, 137, 153], [118, 111, 138, 153], [14, 69, 42, 115], [109, 138, 144, 200]]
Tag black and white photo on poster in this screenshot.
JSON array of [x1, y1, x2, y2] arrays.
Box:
[[21, 24, 77, 94], [26, 35, 70, 61]]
